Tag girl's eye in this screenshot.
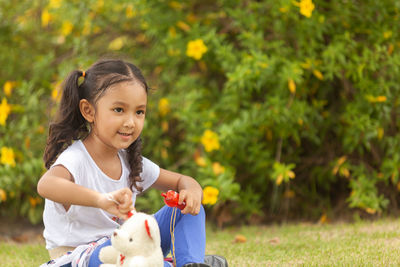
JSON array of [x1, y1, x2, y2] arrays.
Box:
[[136, 110, 145, 115], [114, 108, 123, 113]]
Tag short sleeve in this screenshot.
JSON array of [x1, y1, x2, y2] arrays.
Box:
[[139, 156, 160, 191], [51, 146, 84, 183]]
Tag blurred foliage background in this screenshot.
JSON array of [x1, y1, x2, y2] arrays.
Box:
[[1, 0, 400, 226]]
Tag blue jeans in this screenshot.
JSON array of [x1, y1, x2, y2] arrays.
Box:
[[88, 205, 206, 267]]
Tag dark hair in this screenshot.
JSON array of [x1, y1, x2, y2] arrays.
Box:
[[44, 59, 148, 192]]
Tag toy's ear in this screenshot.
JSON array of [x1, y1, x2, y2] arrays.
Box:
[[145, 219, 152, 239]]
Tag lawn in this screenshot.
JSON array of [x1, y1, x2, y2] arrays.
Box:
[[206, 218, 400, 266], [2, 218, 400, 266]]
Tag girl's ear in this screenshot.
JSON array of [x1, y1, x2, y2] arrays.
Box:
[[79, 99, 95, 123]]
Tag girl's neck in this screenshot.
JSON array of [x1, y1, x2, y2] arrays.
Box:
[[82, 135, 122, 180], [82, 134, 119, 161]]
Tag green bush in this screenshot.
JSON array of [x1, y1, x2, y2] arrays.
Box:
[[1, 0, 400, 224]]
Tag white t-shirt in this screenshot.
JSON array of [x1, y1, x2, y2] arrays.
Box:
[[42, 140, 160, 250]]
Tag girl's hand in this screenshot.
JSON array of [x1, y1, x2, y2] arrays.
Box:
[[97, 188, 134, 220], [151, 169, 204, 215], [178, 189, 202, 215]]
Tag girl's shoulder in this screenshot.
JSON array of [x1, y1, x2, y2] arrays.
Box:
[[54, 140, 87, 165], [61, 140, 85, 155]]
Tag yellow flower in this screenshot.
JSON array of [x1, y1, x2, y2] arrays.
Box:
[[3, 81, 16, 97], [375, 96, 387, 102], [168, 26, 177, 38], [332, 166, 339, 176], [294, 0, 315, 18], [388, 44, 394, 55], [126, 5, 136, 18], [96, 0, 104, 13], [158, 98, 170, 116], [161, 148, 168, 159], [298, 118, 303, 126], [339, 167, 350, 178], [212, 162, 225, 175], [300, 59, 312, 69], [313, 69, 324, 80], [161, 121, 169, 133], [41, 8, 52, 27], [168, 48, 180, 57], [0, 98, 11, 126], [276, 174, 284, 185], [383, 31, 392, 39], [1, 147, 16, 167], [0, 189, 6, 202], [169, 1, 183, 10], [176, 21, 191, 32], [318, 213, 328, 224], [51, 81, 62, 102], [332, 156, 347, 175], [186, 39, 208, 60], [377, 127, 384, 140], [195, 156, 207, 167], [108, 36, 126, 51], [135, 33, 148, 43], [257, 62, 268, 69], [200, 129, 220, 152], [288, 78, 296, 94], [25, 137, 31, 149], [202, 186, 219, 205], [37, 125, 45, 134], [29, 196, 42, 208], [366, 95, 387, 103], [16, 14, 28, 27], [337, 156, 347, 166], [365, 207, 376, 214], [284, 190, 295, 199], [61, 20, 74, 36], [48, 0, 62, 9], [186, 13, 197, 23], [51, 88, 60, 102], [82, 18, 92, 36], [279, 6, 289, 13]]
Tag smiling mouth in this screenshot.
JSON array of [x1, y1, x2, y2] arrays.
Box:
[[118, 132, 133, 136]]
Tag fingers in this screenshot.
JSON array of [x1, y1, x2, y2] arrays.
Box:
[[105, 188, 134, 219], [179, 190, 201, 215], [113, 188, 133, 212]]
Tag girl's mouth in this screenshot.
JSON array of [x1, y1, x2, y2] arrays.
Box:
[[118, 132, 133, 136]]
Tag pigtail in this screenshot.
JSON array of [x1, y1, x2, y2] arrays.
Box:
[[123, 61, 148, 192], [126, 137, 144, 192], [44, 70, 88, 169]]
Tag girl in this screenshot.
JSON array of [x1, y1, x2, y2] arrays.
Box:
[[37, 59, 223, 267]]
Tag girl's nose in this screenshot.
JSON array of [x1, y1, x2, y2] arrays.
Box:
[[123, 115, 135, 128]]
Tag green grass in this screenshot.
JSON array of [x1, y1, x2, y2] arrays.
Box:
[[206, 218, 400, 266], [0, 242, 49, 266], [2, 218, 400, 266]]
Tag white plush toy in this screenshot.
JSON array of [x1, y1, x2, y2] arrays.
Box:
[[99, 212, 164, 267]]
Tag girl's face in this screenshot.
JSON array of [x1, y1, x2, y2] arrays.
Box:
[[89, 81, 147, 152]]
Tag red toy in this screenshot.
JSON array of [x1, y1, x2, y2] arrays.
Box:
[[161, 190, 186, 210]]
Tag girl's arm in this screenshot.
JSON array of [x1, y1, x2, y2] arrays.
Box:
[[37, 165, 133, 219], [152, 168, 203, 215]]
